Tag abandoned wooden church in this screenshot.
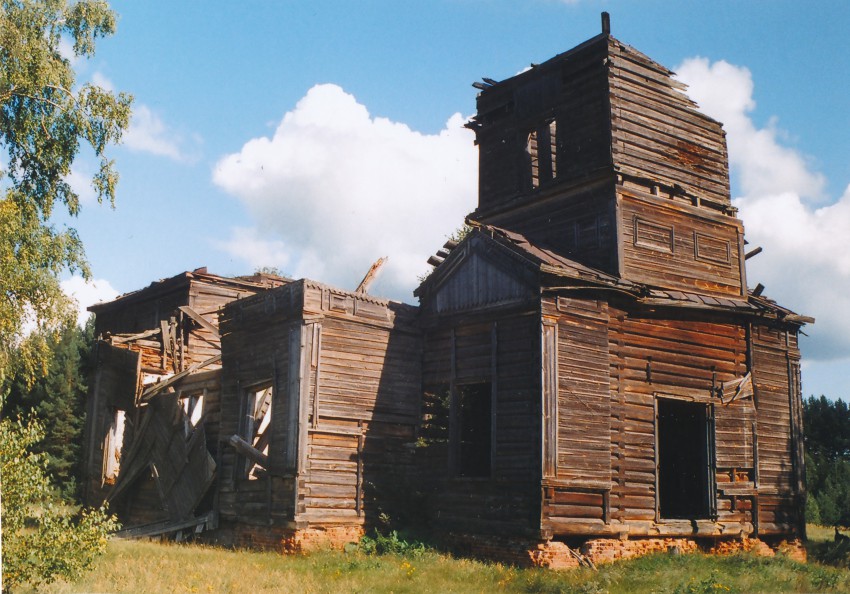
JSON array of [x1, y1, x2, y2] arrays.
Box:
[[82, 15, 811, 566]]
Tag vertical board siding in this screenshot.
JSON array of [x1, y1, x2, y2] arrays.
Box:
[[545, 297, 611, 486], [419, 310, 541, 536], [752, 324, 801, 534]]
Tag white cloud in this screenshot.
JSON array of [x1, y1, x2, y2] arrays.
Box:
[[64, 164, 97, 205], [61, 275, 119, 327], [677, 58, 825, 203], [90, 71, 115, 92], [214, 228, 292, 274], [213, 84, 477, 301], [677, 58, 850, 363], [123, 104, 198, 162]]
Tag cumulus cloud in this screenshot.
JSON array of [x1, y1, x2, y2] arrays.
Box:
[[61, 275, 119, 327], [677, 58, 850, 363], [677, 59, 825, 202], [213, 84, 477, 301]]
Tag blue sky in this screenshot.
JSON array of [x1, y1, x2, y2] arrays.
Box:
[[56, 1, 849, 398]]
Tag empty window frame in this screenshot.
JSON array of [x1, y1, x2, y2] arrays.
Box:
[[103, 408, 126, 484], [656, 398, 715, 519], [180, 390, 205, 438], [241, 384, 273, 479], [456, 382, 492, 478], [421, 384, 451, 446], [527, 119, 557, 189]]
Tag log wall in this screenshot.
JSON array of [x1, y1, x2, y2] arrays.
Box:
[[298, 284, 421, 526], [218, 281, 421, 530], [218, 283, 302, 527], [608, 37, 731, 208], [606, 305, 752, 536]]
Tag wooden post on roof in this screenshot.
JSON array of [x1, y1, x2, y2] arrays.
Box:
[[355, 257, 387, 294]]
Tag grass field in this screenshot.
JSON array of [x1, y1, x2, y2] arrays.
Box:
[[24, 526, 850, 594]]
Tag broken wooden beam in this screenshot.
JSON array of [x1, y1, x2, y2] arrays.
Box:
[[355, 257, 387, 294], [227, 434, 269, 469], [178, 305, 220, 339], [140, 354, 222, 402]]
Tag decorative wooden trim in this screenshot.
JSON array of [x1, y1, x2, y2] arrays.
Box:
[[693, 231, 731, 266], [634, 216, 674, 254]]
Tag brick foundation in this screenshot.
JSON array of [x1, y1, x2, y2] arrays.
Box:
[[443, 533, 806, 570], [581, 537, 699, 564], [208, 522, 364, 553]]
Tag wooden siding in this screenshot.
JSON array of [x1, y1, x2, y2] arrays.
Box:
[[752, 324, 803, 535], [419, 310, 541, 537], [472, 34, 612, 213], [608, 38, 731, 208], [480, 178, 619, 275], [219, 280, 421, 529], [299, 284, 421, 525], [185, 279, 263, 366], [619, 192, 744, 296], [607, 306, 751, 534], [218, 284, 302, 526], [428, 245, 537, 315], [541, 296, 613, 535]]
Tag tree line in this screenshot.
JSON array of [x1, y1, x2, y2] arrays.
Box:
[[804, 395, 850, 527]]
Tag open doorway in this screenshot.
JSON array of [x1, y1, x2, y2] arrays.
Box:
[[657, 399, 712, 519]]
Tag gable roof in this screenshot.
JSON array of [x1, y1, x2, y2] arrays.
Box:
[[418, 224, 811, 326]]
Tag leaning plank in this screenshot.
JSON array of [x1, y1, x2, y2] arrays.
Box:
[[115, 511, 217, 539], [140, 354, 222, 401], [228, 434, 269, 469], [179, 305, 220, 339], [110, 327, 162, 345]]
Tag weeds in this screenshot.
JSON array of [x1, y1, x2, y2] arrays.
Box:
[[356, 529, 427, 557]]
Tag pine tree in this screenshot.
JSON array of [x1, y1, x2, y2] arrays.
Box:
[[4, 319, 94, 498]]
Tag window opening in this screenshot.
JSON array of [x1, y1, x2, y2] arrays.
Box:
[[457, 382, 492, 477], [180, 391, 205, 438], [242, 384, 273, 479], [421, 384, 450, 446], [527, 119, 557, 189], [103, 408, 126, 484], [657, 399, 712, 519]]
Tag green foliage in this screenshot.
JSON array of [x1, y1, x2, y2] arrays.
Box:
[[0, 1, 130, 588], [804, 396, 850, 527], [0, 0, 132, 383], [3, 318, 93, 498], [0, 413, 119, 591], [357, 529, 427, 558]]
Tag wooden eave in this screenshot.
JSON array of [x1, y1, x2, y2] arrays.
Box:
[[88, 267, 289, 314]]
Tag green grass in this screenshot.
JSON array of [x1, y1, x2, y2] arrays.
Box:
[[25, 527, 850, 594]]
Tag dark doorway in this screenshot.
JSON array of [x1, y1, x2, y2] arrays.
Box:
[[457, 382, 492, 477], [657, 399, 711, 519]]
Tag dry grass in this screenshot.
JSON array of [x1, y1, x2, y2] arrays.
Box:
[[25, 528, 850, 594]]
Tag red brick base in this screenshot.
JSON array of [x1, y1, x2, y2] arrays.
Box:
[[208, 522, 364, 553], [443, 533, 806, 569], [581, 537, 699, 564]]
